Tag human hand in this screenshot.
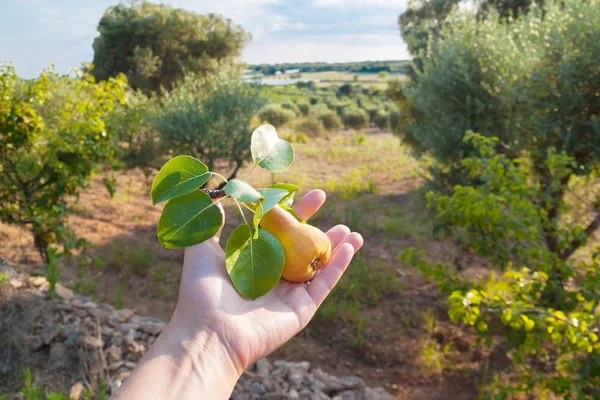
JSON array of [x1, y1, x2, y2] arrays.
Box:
[[114, 189, 363, 400], [174, 189, 363, 373]]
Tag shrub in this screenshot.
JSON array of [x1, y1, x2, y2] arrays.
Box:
[[309, 96, 320, 105], [0, 65, 126, 262], [402, 133, 600, 397], [373, 110, 389, 130], [295, 99, 311, 116], [341, 107, 369, 130], [294, 118, 324, 137], [153, 67, 264, 181], [337, 83, 353, 97], [258, 103, 296, 129], [313, 107, 342, 131], [279, 98, 300, 115]]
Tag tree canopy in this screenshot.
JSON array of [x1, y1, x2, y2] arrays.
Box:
[[91, 2, 249, 92]]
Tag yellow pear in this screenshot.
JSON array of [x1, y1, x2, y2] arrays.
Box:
[[260, 206, 331, 282]]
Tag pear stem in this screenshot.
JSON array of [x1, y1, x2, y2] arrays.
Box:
[[234, 199, 250, 227], [202, 189, 226, 199]]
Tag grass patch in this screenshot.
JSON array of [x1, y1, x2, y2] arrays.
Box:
[[107, 240, 156, 282]]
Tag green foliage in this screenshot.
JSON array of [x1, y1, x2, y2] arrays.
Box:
[[92, 2, 248, 92], [258, 103, 296, 128], [153, 68, 264, 181], [294, 118, 324, 137], [294, 99, 311, 116], [0, 65, 126, 262], [313, 107, 342, 131], [151, 125, 297, 300], [341, 107, 369, 130], [279, 98, 300, 115], [373, 110, 390, 130], [406, 134, 600, 397], [403, 0, 600, 185]]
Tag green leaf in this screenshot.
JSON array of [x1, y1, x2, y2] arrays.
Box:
[[251, 124, 294, 172], [225, 224, 284, 300], [157, 190, 222, 248], [268, 183, 300, 207], [252, 188, 289, 238], [224, 179, 262, 202], [151, 156, 211, 205]]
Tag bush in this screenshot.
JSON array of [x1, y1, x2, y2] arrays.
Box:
[[313, 107, 342, 131], [295, 99, 311, 116], [309, 96, 320, 105], [294, 118, 324, 137], [153, 67, 264, 180], [341, 107, 369, 130], [258, 103, 296, 128], [373, 110, 389, 130], [279, 98, 300, 115], [0, 65, 126, 262], [403, 133, 600, 397]]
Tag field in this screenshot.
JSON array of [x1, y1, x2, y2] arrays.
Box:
[[1, 128, 501, 399], [264, 71, 406, 88]]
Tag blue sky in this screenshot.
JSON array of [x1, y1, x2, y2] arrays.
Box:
[[0, 0, 410, 78]]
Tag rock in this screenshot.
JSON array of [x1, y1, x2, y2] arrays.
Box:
[[140, 321, 164, 336], [341, 377, 366, 389], [108, 361, 125, 371], [54, 283, 74, 300], [311, 390, 332, 400], [112, 308, 134, 323], [106, 345, 122, 364], [69, 382, 84, 400], [332, 391, 360, 400], [42, 324, 61, 345], [265, 394, 284, 400], [249, 383, 267, 394], [363, 388, 395, 400], [256, 358, 272, 375], [287, 389, 300, 399], [120, 323, 140, 333], [50, 342, 68, 364], [101, 326, 115, 336], [9, 278, 23, 289], [117, 370, 131, 382], [288, 371, 304, 390], [110, 379, 122, 395], [79, 336, 103, 349], [29, 276, 48, 287], [124, 361, 137, 369]]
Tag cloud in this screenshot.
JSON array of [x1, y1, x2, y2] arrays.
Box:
[[1, 0, 409, 78]]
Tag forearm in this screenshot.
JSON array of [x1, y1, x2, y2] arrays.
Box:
[[113, 312, 241, 400]]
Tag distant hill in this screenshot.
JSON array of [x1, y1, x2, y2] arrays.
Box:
[[247, 60, 409, 76]]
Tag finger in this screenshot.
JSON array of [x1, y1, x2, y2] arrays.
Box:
[[326, 225, 351, 249], [330, 231, 363, 259], [292, 189, 326, 221], [307, 243, 355, 306]]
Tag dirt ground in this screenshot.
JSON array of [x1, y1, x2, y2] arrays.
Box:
[[0, 130, 513, 399]]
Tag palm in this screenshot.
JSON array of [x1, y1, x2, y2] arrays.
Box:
[[175, 190, 363, 371]]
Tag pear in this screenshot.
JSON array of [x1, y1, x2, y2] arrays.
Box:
[[260, 206, 331, 282]]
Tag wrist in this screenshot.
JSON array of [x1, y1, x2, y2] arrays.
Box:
[[115, 311, 241, 400], [164, 312, 242, 397]]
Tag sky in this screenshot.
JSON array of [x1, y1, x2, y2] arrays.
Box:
[[0, 0, 410, 78]]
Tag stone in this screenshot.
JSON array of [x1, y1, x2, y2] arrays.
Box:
[[80, 336, 103, 349], [108, 361, 125, 372], [117, 370, 131, 382], [249, 383, 267, 394], [256, 358, 272, 375], [287, 389, 300, 399], [124, 361, 137, 369], [265, 394, 284, 400], [140, 321, 164, 335], [50, 342, 68, 363], [106, 345, 122, 364], [112, 308, 134, 323], [29, 276, 48, 287], [120, 323, 140, 333], [332, 391, 359, 400], [54, 283, 74, 300], [69, 382, 84, 400], [9, 278, 23, 289], [363, 388, 395, 400], [101, 326, 115, 336], [341, 377, 366, 389], [288, 372, 304, 390], [312, 390, 331, 400], [110, 379, 122, 395], [42, 324, 61, 345]]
